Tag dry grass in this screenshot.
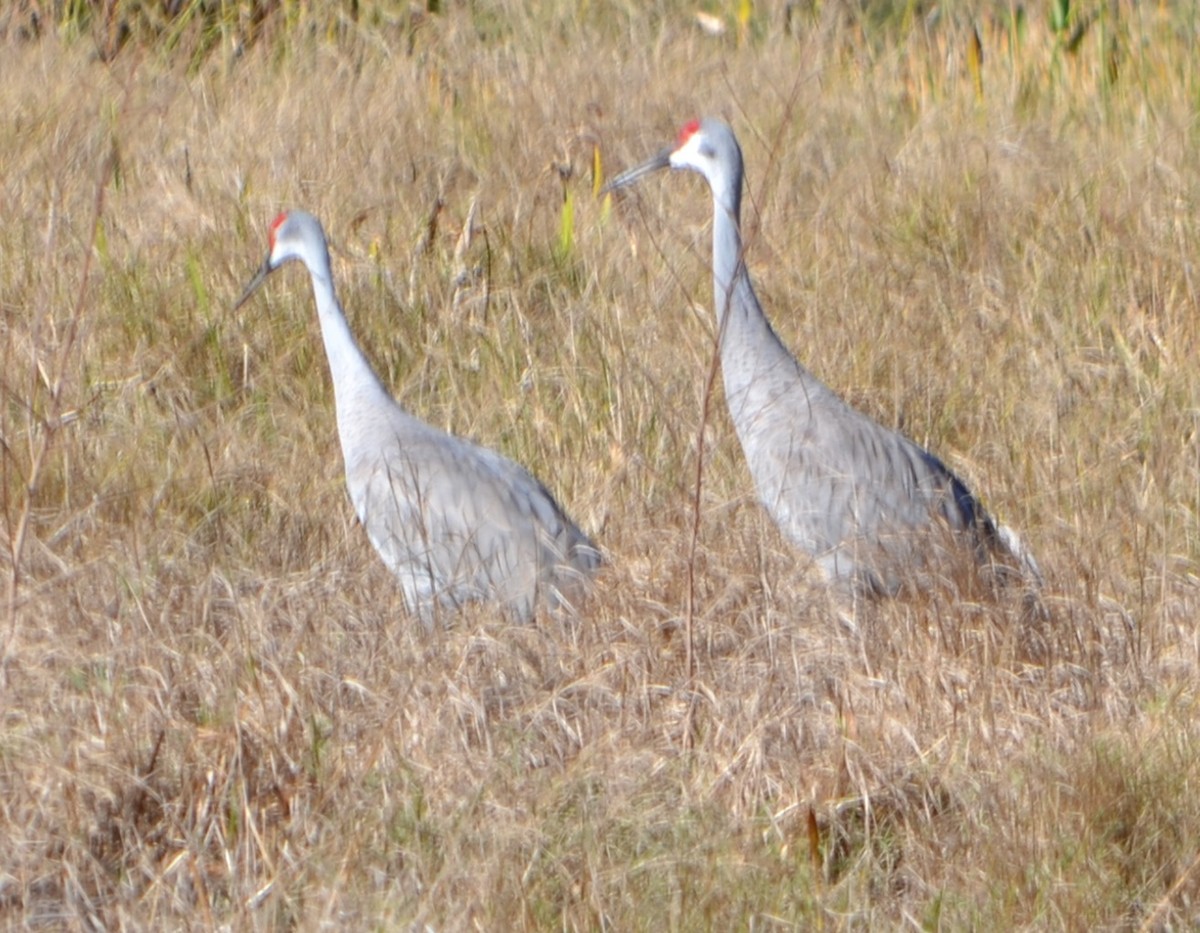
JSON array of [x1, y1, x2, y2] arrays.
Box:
[[3, 1, 1200, 929]]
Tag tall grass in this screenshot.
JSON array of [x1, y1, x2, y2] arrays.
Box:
[[2, 1, 1200, 928]]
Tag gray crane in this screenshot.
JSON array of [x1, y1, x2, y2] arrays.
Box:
[[235, 210, 600, 623], [605, 118, 1038, 595]]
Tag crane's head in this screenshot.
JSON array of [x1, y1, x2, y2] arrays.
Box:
[[602, 118, 743, 205], [234, 210, 327, 310]]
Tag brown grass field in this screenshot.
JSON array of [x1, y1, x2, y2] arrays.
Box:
[[2, 0, 1200, 928]]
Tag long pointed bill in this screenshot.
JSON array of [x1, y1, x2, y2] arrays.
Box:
[[600, 147, 673, 195], [233, 255, 274, 311]]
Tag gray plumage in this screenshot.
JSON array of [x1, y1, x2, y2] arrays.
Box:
[[606, 118, 1038, 594], [236, 210, 599, 623]]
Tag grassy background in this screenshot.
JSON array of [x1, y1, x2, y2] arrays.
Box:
[[3, 0, 1200, 927]]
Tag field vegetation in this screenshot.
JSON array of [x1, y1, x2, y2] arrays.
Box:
[[2, 0, 1200, 927]]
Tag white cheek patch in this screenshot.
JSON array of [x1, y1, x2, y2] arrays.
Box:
[[670, 133, 707, 171]]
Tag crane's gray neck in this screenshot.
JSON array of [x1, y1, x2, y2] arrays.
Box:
[[306, 251, 393, 424], [710, 183, 755, 332], [709, 179, 817, 432], [709, 184, 790, 359]]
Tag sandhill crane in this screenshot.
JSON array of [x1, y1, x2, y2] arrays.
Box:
[[235, 210, 600, 623], [605, 118, 1038, 594]]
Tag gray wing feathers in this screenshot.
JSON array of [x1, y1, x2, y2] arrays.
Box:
[[738, 374, 1021, 593], [347, 411, 598, 624]]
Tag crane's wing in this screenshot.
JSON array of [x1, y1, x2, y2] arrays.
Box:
[[345, 412, 598, 622], [735, 371, 1022, 592]]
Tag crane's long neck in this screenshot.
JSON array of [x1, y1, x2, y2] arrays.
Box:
[[710, 185, 759, 336], [710, 185, 812, 424], [306, 255, 395, 443]]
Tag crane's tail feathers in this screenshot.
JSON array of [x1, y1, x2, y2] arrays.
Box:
[[996, 522, 1043, 588]]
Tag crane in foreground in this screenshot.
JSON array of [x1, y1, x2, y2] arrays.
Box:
[[235, 210, 600, 623], [604, 118, 1038, 595]]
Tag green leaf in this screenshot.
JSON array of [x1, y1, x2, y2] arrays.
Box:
[[557, 187, 575, 259]]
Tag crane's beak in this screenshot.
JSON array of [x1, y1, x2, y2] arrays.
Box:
[[233, 255, 274, 311], [601, 146, 673, 195]]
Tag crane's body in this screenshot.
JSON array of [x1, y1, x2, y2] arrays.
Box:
[[236, 211, 599, 622], [606, 119, 1037, 593]]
